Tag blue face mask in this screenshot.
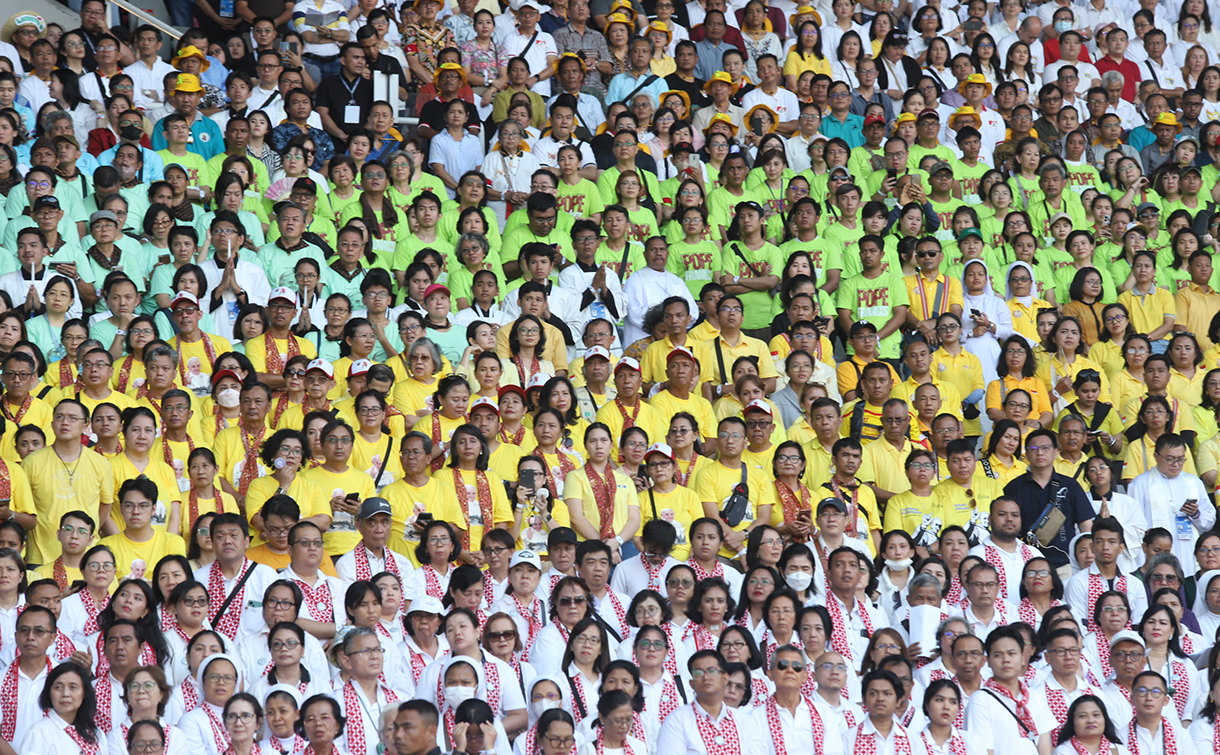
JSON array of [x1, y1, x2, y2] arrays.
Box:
[[1054, 20, 1072, 33]]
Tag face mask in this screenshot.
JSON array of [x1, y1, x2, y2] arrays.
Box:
[[444, 685, 477, 708], [119, 124, 143, 141], [785, 571, 814, 592], [885, 557, 914, 571], [1054, 20, 1072, 33], [532, 699, 562, 716], [217, 388, 241, 408]]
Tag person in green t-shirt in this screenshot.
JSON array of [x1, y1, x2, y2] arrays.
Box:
[[717, 200, 784, 338], [836, 233, 911, 360]]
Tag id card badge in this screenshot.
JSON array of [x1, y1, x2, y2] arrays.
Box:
[[1176, 513, 1193, 540], [345, 104, 360, 123]]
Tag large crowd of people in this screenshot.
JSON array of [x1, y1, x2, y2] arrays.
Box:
[[0, 1, 1219, 755]]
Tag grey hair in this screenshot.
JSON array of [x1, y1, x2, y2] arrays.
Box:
[[143, 344, 178, 367], [498, 119, 523, 138], [43, 110, 73, 128], [99, 193, 129, 211], [1100, 70, 1125, 87], [409, 337, 443, 375], [909, 573, 942, 597], [1146, 551, 1184, 581], [456, 232, 490, 264], [936, 615, 972, 642], [401, 430, 433, 455], [769, 644, 804, 668], [341, 626, 379, 653], [630, 36, 655, 55]]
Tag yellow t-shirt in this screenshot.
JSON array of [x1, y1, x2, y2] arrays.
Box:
[[1035, 354, 1112, 405], [169, 333, 234, 389], [245, 474, 330, 529], [488, 442, 526, 484], [75, 388, 136, 416], [214, 425, 271, 490], [381, 475, 463, 564], [694, 460, 777, 557], [647, 390, 720, 443], [109, 453, 183, 531], [278, 399, 339, 432], [25, 448, 113, 564], [595, 399, 670, 447], [180, 489, 240, 538], [561, 467, 641, 539], [301, 465, 377, 555], [639, 485, 703, 560], [985, 376, 1053, 418], [882, 489, 938, 536], [439, 468, 514, 552], [98, 529, 187, 580], [930, 472, 1003, 531], [1122, 434, 1197, 480], [244, 334, 318, 375], [349, 432, 403, 491]]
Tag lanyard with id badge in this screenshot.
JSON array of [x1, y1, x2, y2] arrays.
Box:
[[1176, 498, 1196, 541], [343, 77, 361, 124]]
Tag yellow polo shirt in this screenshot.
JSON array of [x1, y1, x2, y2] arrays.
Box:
[[494, 319, 570, 373], [1123, 434, 1197, 480], [801, 441, 836, 492], [985, 376, 1053, 418], [932, 349, 986, 434], [892, 377, 964, 421], [595, 398, 670, 447], [903, 272, 964, 324], [1174, 283, 1220, 351], [648, 390, 718, 442], [380, 475, 463, 563], [642, 335, 700, 385], [694, 332, 778, 387], [859, 437, 929, 498], [1122, 394, 1195, 433], [836, 355, 901, 400], [840, 400, 922, 443]]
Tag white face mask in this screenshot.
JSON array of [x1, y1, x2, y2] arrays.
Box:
[[444, 685, 477, 708], [785, 571, 814, 592], [216, 387, 241, 408], [532, 699, 562, 717], [885, 558, 914, 571]]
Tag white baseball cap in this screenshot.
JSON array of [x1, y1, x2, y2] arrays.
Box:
[[470, 397, 500, 414], [645, 442, 675, 461], [170, 291, 200, 308], [269, 287, 298, 306], [527, 372, 552, 391], [348, 359, 373, 377], [510, 549, 543, 570], [306, 358, 334, 379]]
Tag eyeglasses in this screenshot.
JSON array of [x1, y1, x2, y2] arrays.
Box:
[[130, 742, 163, 753], [225, 712, 257, 723], [667, 578, 694, 588], [271, 639, 302, 651], [59, 525, 91, 537], [559, 595, 588, 606], [205, 674, 238, 684], [775, 659, 805, 672], [544, 736, 576, 748], [121, 501, 154, 511], [179, 596, 208, 607], [636, 639, 666, 650], [487, 630, 516, 641], [127, 681, 160, 693], [348, 646, 385, 657], [16, 626, 50, 637], [1134, 686, 1167, 698], [690, 667, 723, 678], [1110, 651, 1145, 661], [86, 562, 116, 573]]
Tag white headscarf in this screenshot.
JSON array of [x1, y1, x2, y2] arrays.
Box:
[[197, 652, 244, 697], [1191, 569, 1220, 618], [1005, 261, 1036, 307], [526, 673, 572, 726]]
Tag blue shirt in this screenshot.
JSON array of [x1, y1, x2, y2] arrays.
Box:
[[821, 112, 866, 149], [150, 113, 224, 161], [96, 145, 165, 182], [1128, 125, 1156, 152], [605, 71, 670, 107]]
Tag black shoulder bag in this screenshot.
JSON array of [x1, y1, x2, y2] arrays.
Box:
[[720, 463, 750, 527]]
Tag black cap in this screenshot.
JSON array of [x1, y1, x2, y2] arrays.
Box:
[[291, 177, 318, 195], [849, 321, 878, 337], [547, 527, 578, 548], [817, 497, 849, 515], [32, 196, 61, 212]]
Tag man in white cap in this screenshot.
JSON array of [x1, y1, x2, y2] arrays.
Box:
[[1097, 630, 1148, 731], [575, 345, 616, 422], [248, 287, 319, 389], [167, 291, 232, 391], [490, 549, 548, 649], [336, 497, 412, 582], [501, 0, 559, 97], [280, 358, 336, 430]]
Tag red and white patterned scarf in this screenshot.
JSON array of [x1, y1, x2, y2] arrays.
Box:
[[293, 577, 335, 624], [0, 656, 50, 740], [827, 592, 873, 662], [343, 680, 398, 755], [353, 543, 399, 581], [983, 679, 1036, 736], [207, 559, 253, 640], [694, 704, 741, 755], [1085, 570, 1127, 633], [921, 729, 968, 755], [64, 724, 101, 755], [854, 719, 913, 755], [765, 695, 825, 755], [1127, 718, 1178, 755]]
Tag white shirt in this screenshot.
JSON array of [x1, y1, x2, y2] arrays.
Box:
[[106, 717, 178, 755], [916, 725, 989, 755], [337, 679, 407, 755], [1043, 60, 1101, 94], [191, 559, 280, 646], [968, 538, 1043, 604], [417, 652, 527, 716], [453, 303, 516, 329], [557, 262, 626, 324], [502, 27, 559, 97], [199, 256, 272, 338], [532, 135, 597, 169], [1127, 468, 1215, 573], [740, 87, 802, 125], [177, 702, 231, 755], [849, 718, 930, 755], [656, 700, 764, 755], [502, 281, 584, 333], [962, 600, 1017, 638], [20, 710, 111, 755], [1128, 718, 1198, 755], [622, 267, 698, 344], [526, 621, 572, 675], [964, 683, 1057, 755], [1085, 492, 1145, 573], [750, 695, 848, 755], [489, 592, 548, 651], [127, 57, 178, 110], [234, 626, 332, 691], [1186, 719, 1216, 755], [1064, 563, 1149, 627], [403, 563, 453, 604], [0, 657, 50, 749], [334, 545, 412, 583], [1106, 98, 1141, 132], [814, 592, 889, 666], [1033, 674, 1099, 733], [610, 554, 683, 597]]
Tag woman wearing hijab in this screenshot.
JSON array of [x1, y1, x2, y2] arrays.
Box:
[[1004, 260, 1051, 347], [960, 258, 1014, 384], [1191, 569, 1220, 648]]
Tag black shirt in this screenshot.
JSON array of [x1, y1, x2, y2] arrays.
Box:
[[419, 98, 480, 132], [664, 72, 711, 110], [314, 71, 374, 137], [1003, 471, 1096, 568]]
